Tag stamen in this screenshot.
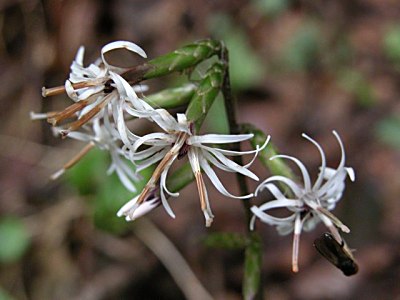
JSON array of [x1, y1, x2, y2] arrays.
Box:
[[204, 211, 213, 227], [136, 149, 177, 205], [194, 171, 213, 227], [195, 173, 206, 210], [65, 100, 106, 133], [42, 82, 98, 97], [292, 233, 300, 273], [136, 185, 155, 205], [47, 100, 89, 126], [42, 85, 66, 97], [317, 207, 350, 233], [136, 132, 189, 205], [30, 111, 57, 120], [50, 142, 95, 180]]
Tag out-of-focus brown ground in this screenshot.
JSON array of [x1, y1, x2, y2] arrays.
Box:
[[1, 1, 400, 299]]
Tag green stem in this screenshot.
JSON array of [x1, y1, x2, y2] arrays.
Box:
[[219, 46, 252, 228], [241, 123, 297, 196], [243, 233, 262, 300], [166, 163, 195, 193], [241, 124, 295, 179], [185, 62, 224, 132], [144, 40, 223, 79], [120, 40, 224, 85], [144, 83, 197, 109], [219, 47, 262, 300]]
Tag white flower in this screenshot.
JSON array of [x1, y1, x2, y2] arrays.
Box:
[[250, 131, 355, 272], [50, 113, 141, 192], [41, 41, 154, 143], [118, 111, 270, 227]]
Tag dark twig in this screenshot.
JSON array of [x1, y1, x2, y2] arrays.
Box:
[[219, 45, 263, 300], [219, 44, 252, 227]]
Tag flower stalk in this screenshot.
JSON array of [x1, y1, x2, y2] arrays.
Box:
[[218, 47, 263, 300]]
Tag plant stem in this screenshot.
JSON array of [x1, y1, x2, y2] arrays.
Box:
[[119, 39, 224, 86], [219, 46, 263, 300], [219, 45, 252, 227]]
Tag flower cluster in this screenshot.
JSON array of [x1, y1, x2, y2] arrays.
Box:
[[32, 40, 269, 227], [33, 41, 355, 271]]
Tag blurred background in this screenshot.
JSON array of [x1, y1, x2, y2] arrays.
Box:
[[1, 0, 400, 299]]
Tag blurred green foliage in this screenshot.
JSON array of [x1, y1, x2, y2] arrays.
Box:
[[66, 149, 109, 195], [208, 14, 265, 90], [0, 217, 30, 264], [0, 287, 14, 300], [66, 148, 153, 234], [376, 115, 400, 149], [337, 69, 376, 107], [281, 21, 321, 71], [383, 25, 400, 68], [253, 0, 289, 18]]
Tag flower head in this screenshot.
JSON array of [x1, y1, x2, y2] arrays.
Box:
[[38, 41, 154, 142], [43, 41, 147, 101], [118, 111, 269, 227], [250, 131, 355, 272]]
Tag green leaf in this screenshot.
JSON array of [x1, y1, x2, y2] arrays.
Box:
[[203, 232, 247, 249], [376, 115, 400, 149], [243, 233, 262, 300], [0, 217, 30, 264]]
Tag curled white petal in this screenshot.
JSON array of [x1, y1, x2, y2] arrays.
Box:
[[271, 154, 312, 192], [302, 133, 326, 191], [257, 175, 303, 198], [199, 155, 253, 199], [101, 40, 147, 64]]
